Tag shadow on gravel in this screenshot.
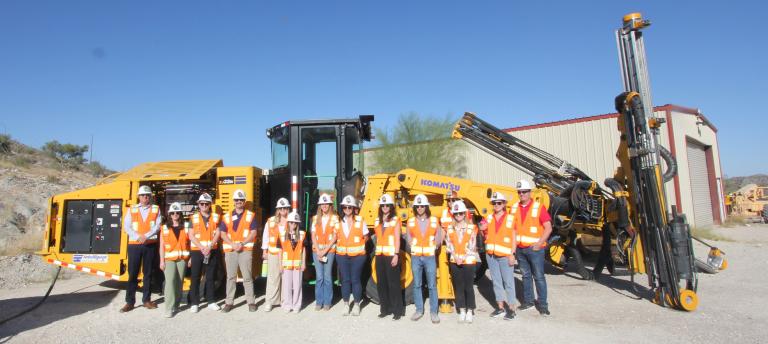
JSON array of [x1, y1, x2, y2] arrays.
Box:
[[0, 289, 118, 343]]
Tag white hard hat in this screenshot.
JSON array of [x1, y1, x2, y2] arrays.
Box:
[[287, 211, 301, 223], [340, 195, 357, 207], [451, 200, 468, 214], [197, 193, 213, 203], [137, 185, 152, 196], [276, 197, 290, 209], [516, 179, 533, 191], [168, 202, 183, 213], [232, 189, 246, 200], [379, 194, 394, 205], [318, 193, 333, 205], [490, 191, 507, 203], [412, 194, 430, 207]]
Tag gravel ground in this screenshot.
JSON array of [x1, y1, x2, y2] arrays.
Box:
[[1, 224, 766, 343]]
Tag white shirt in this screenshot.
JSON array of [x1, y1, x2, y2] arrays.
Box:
[[122, 204, 163, 241], [261, 220, 287, 250], [341, 216, 368, 237]]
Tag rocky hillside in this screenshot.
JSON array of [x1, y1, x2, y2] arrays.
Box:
[[725, 174, 768, 194], [0, 136, 109, 288]]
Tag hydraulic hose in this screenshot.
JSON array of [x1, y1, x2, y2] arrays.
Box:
[[659, 146, 677, 183], [0, 266, 61, 326]]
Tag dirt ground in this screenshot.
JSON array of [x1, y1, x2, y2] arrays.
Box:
[[1, 224, 766, 344]]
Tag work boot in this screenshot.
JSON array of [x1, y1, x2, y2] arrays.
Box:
[[351, 302, 361, 316], [143, 301, 157, 309], [459, 308, 467, 323], [120, 304, 134, 313], [410, 311, 424, 321], [466, 310, 474, 324], [538, 306, 550, 316], [190, 305, 199, 313], [221, 304, 233, 313], [342, 302, 350, 316], [249, 304, 257, 312], [430, 313, 440, 324]]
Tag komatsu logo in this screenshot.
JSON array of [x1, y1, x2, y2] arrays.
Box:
[[420, 178, 460, 191]]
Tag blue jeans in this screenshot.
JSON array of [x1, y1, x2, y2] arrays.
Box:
[[518, 246, 547, 308], [313, 252, 335, 306], [337, 254, 366, 302], [411, 255, 438, 314], [486, 253, 516, 306]]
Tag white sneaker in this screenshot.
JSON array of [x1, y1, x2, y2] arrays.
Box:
[[466, 310, 474, 324], [283, 307, 292, 313], [164, 311, 173, 318], [459, 308, 467, 323], [351, 302, 360, 316], [265, 304, 273, 312], [190, 305, 199, 313], [342, 302, 350, 316], [207, 303, 220, 311]]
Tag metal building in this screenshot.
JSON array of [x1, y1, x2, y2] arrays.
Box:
[[462, 104, 724, 227]]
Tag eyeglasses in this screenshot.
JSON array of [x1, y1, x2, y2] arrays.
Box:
[[198, 203, 210, 206], [492, 201, 504, 206], [342, 206, 354, 210], [518, 190, 530, 195]]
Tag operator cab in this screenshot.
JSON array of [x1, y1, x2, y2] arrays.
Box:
[[266, 116, 373, 228]]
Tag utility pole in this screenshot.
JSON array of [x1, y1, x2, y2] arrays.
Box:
[[89, 134, 93, 163]]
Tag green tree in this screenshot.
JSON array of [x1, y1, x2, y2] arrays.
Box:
[[369, 113, 466, 177], [0, 134, 11, 154], [42, 140, 89, 168]]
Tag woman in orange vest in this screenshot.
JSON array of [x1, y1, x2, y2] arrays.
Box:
[[261, 197, 291, 311], [405, 194, 442, 324], [158, 202, 191, 318], [311, 193, 339, 311], [336, 195, 368, 316], [188, 193, 221, 313], [445, 200, 479, 324], [374, 194, 404, 320], [280, 211, 306, 313]]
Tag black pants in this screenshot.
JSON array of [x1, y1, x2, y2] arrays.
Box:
[[450, 263, 476, 310], [189, 249, 220, 305], [375, 255, 404, 316], [126, 243, 158, 305]]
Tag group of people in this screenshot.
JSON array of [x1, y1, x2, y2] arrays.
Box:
[[119, 179, 552, 323]]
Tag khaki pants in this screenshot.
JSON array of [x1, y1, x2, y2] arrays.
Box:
[[225, 250, 255, 305], [265, 253, 282, 306], [163, 259, 187, 313]]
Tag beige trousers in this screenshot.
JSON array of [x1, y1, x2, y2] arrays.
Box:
[[224, 250, 255, 305]]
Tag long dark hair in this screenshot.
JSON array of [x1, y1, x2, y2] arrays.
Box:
[[413, 206, 431, 217], [377, 204, 395, 224], [165, 211, 184, 228]]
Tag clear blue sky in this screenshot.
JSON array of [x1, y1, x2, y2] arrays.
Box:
[[0, 1, 764, 176]]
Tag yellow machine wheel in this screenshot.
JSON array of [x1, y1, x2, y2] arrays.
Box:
[[679, 289, 699, 311]]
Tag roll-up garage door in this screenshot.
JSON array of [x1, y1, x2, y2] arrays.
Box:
[[687, 140, 714, 227]]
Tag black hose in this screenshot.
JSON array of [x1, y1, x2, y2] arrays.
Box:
[[659, 146, 677, 183], [0, 266, 61, 326]]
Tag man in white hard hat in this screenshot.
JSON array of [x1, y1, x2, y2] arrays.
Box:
[[188, 193, 221, 312], [218, 189, 259, 313], [513, 179, 552, 316], [405, 194, 442, 324], [481, 190, 517, 320], [120, 185, 162, 313]]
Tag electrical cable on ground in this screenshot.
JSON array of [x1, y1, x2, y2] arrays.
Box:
[[0, 266, 61, 326]]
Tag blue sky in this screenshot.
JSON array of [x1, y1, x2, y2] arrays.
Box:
[[0, 1, 764, 176]]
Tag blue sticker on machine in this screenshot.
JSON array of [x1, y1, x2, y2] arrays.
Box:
[[234, 176, 247, 184], [73, 254, 108, 263]]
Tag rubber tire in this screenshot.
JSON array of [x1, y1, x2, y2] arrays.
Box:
[[365, 275, 414, 305], [695, 258, 717, 274]]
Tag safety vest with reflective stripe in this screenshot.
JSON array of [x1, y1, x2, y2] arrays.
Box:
[[265, 216, 285, 255], [162, 223, 190, 261], [280, 231, 305, 270], [312, 214, 339, 253], [515, 201, 546, 248], [336, 216, 365, 256], [222, 210, 256, 252], [447, 224, 478, 265], [129, 204, 159, 245], [374, 218, 400, 256], [190, 212, 220, 250], [485, 208, 516, 257], [407, 216, 439, 256]]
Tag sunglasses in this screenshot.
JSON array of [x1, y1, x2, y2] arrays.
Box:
[[234, 199, 245, 202], [415, 205, 426, 208], [381, 204, 391, 208], [342, 206, 354, 210], [492, 201, 504, 205], [454, 213, 465, 216], [170, 212, 181, 216], [198, 203, 210, 206], [518, 190, 530, 195]]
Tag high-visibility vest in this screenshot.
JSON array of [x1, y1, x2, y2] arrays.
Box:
[[280, 231, 305, 270], [515, 201, 546, 248], [312, 214, 339, 253], [265, 216, 285, 255], [407, 216, 439, 256], [129, 204, 159, 245], [485, 209, 516, 257], [374, 218, 400, 256], [221, 210, 256, 252], [336, 216, 366, 256], [190, 212, 220, 250], [447, 224, 478, 265], [162, 223, 190, 261]]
